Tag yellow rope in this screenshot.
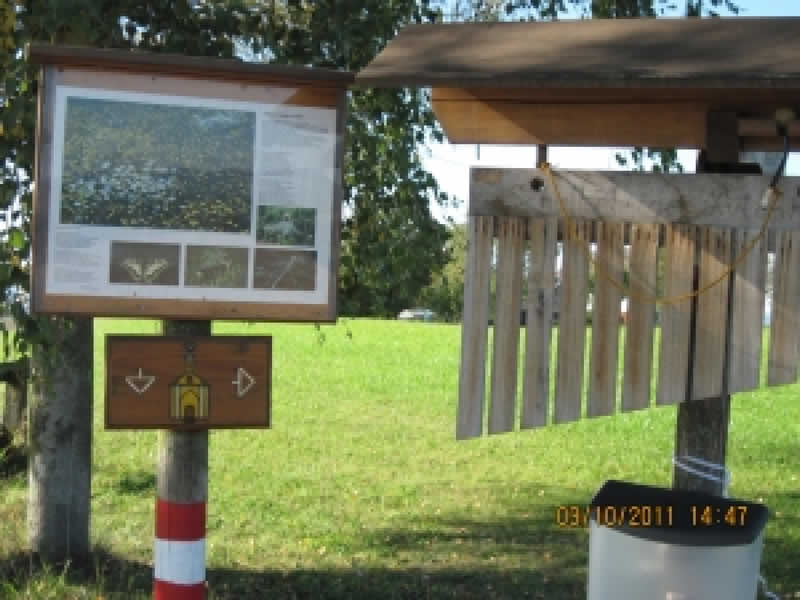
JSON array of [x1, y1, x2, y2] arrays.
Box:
[[541, 163, 782, 306]]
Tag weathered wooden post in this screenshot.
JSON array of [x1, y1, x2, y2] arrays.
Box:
[[28, 317, 93, 563]]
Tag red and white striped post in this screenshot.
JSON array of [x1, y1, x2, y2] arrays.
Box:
[[154, 430, 208, 599], [155, 319, 210, 600]]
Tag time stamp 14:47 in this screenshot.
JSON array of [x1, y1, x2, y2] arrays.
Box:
[[555, 504, 749, 528]]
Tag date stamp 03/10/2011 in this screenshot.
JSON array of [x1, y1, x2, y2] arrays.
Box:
[[555, 504, 750, 529]]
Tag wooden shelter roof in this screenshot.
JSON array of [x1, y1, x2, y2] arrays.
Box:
[[356, 18, 800, 149]]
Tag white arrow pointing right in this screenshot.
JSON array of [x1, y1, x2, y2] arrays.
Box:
[[232, 367, 255, 398]]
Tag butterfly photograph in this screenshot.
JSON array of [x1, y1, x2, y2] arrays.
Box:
[[109, 242, 179, 286]]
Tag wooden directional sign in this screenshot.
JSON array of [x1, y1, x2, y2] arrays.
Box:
[[106, 336, 271, 430]]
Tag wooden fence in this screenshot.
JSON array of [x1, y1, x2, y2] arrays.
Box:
[[457, 169, 800, 439]]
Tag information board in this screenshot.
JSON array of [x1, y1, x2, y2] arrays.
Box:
[[30, 46, 351, 321]]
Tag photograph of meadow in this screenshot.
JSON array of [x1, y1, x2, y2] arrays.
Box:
[[184, 246, 248, 288], [254, 248, 316, 291], [256, 205, 316, 246], [60, 96, 255, 233], [109, 242, 179, 286]]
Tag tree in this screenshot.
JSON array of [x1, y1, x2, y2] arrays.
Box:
[[416, 223, 467, 321]]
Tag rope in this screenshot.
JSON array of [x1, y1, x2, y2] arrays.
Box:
[[541, 163, 784, 306]]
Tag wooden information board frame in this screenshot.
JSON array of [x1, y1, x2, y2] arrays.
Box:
[[29, 45, 353, 322]]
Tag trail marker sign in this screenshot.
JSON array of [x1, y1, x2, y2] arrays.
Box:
[[105, 336, 271, 430]]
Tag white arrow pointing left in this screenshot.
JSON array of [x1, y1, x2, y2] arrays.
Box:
[[126, 368, 156, 395]]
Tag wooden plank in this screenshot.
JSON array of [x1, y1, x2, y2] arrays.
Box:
[[433, 99, 707, 148], [106, 336, 272, 429], [691, 228, 732, 400], [728, 229, 767, 393], [768, 231, 800, 385], [521, 217, 557, 428], [489, 217, 525, 434], [622, 224, 659, 411], [588, 221, 624, 417], [457, 216, 493, 439], [29, 43, 354, 87], [554, 219, 589, 424], [657, 224, 696, 406], [469, 168, 800, 231]]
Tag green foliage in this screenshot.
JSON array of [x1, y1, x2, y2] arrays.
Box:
[[415, 222, 467, 321]]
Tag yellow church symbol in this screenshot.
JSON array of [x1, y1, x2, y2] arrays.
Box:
[[169, 344, 209, 423]]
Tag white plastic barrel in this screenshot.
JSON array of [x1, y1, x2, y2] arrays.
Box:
[[587, 480, 769, 600]]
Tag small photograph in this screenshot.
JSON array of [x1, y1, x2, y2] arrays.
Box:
[[185, 246, 248, 288], [254, 249, 316, 291], [109, 242, 180, 286], [256, 205, 316, 247], [61, 96, 255, 233]]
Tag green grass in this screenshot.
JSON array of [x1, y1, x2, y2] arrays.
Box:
[[0, 319, 798, 598]]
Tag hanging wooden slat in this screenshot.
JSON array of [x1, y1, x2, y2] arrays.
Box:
[[768, 231, 800, 386], [588, 221, 624, 417], [657, 224, 696, 406], [457, 216, 494, 439], [489, 217, 525, 434], [692, 228, 732, 401], [622, 223, 659, 411], [728, 229, 767, 393], [555, 219, 589, 423], [522, 217, 558, 428]]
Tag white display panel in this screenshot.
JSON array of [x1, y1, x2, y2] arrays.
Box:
[[45, 84, 337, 307]]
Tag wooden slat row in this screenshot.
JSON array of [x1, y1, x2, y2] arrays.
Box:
[[457, 216, 494, 439], [458, 214, 786, 440], [728, 229, 767, 393], [588, 221, 623, 417], [657, 224, 696, 406], [768, 231, 800, 385], [489, 217, 525, 434], [692, 228, 732, 401], [623, 223, 659, 412], [555, 220, 590, 423], [522, 217, 558, 428]]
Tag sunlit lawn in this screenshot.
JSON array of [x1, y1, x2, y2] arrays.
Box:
[[0, 319, 797, 598]]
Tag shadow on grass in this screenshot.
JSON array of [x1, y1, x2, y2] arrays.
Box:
[[0, 548, 582, 600], [114, 470, 156, 495], [0, 488, 796, 599]]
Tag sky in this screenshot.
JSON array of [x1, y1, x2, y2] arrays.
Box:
[[422, 1, 800, 224]]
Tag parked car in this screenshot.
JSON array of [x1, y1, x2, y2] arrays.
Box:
[[397, 308, 436, 322]]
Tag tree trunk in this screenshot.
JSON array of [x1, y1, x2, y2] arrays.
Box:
[[28, 317, 93, 563], [155, 319, 210, 598], [3, 379, 27, 434]]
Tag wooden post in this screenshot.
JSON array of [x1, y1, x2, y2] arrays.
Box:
[[154, 319, 210, 600], [28, 317, 93, 563], [673, 112, 738, 495], [3, 378, 27, 434]]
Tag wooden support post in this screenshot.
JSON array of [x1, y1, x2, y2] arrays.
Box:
[[28, 317, 93, 563], [3, 378, 27, 434], [154, 319, 210, 600], [673, 113, 738, 495]]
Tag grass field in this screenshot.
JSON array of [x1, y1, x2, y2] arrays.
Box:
[[0, 318, 798, 599]]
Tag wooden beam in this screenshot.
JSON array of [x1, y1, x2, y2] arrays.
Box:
[[470, 168, 800, 231], [433, 98, 707, 147]]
